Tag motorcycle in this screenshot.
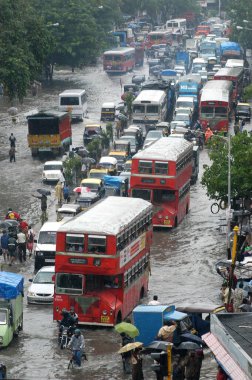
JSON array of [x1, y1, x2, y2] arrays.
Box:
[[58, 325, 74, 349]]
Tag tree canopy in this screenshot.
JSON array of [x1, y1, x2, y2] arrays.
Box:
[[201, 133, 252, 202], [226, 0, 252, 49]]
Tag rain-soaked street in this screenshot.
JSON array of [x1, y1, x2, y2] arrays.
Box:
[[0, 60, 226, 379]]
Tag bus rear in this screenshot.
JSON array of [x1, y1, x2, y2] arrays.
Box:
[[103, 48, 135, 73]]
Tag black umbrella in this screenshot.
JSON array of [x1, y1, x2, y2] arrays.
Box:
[[180, 333, 203, 345], [82, 157, 95, 164], [146, 341, 169, 351], [175, 341, 200, 350], [36, 189, 51, 196], [0, 220, 18, 229], [74, 147, 89, 157]]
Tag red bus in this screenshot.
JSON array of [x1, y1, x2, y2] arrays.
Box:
[[214, 67, 244, 101], [130, 137, 193, 228], [54, 196, 153, 326], [146, 31, 171, 49], [103, 47, 135, 74], [199, 80, 233, 133]]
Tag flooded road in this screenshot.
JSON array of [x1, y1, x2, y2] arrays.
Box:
[[0, 61, 226, 379]]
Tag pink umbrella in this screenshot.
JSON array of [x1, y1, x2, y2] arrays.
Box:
[[73, 187, 82, 193]]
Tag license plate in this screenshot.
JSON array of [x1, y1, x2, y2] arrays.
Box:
[[45, 259, 55, 263], [164, 220, 171, 225], [100, 316, 109, 323]]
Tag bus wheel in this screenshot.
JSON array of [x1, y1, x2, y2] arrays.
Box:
[[140, 287, 145, 299], [31, 148, 38, 157], [174, 217, 178, 228], [116, 312, 122, 324]]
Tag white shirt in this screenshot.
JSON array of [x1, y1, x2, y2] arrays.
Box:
[[17, 232, 26, 244], [148, 300, 161, 306]]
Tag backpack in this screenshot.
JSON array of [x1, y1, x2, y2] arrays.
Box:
[[28, 231, 34, 243]]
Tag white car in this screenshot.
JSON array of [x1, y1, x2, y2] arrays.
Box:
[[143, 130, 163, 148], [42, 161, 63, 182], [27, 266, 55, 304]]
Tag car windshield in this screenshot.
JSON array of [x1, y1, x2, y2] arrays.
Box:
[[146, 131, 161, 139], [81, 183, 99, 190], [0, 310, 7, 324], [237, 106, 250, 112], [89, 172, 106, 179], [121, 136, 136, 145], [175, 114, 189, 122], [176, 101, 193, 108], [44, 164, 62, 171], [38, 231, 56, 245], [58, 211, 76, 218], [33, 271, 54, 284]]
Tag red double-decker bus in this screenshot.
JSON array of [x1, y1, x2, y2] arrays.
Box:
[[146, 31, 171, 49], [199, 80, 233, 133], [53, 196, 153, 326], [130, 137, 193, 228], [103, 47, 135, 74], [214, 67, 244, 101]]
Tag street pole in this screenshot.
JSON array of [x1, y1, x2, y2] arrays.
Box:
[[227, 225, 239, 309], [166, 343, 172, 380], [219, 0, 221, 18], [227, 132, 231, 259]]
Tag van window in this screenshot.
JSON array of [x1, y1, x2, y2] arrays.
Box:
[[38, 231, 56, 245], [60, 97, 79, 106]]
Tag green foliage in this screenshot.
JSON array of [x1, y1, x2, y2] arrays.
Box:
[[124, 92, 135, 116], [243, 84, 252, 102], [201, 133, 252, 201], [63, 155, 82, 185], [106, 123, 114, 141], [0, 0, 51, 101], [87, 139, 102, 161], [227, 0, 252, 49]]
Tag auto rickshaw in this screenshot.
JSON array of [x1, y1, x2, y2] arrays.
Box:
[[98, 156, 118, 175], [100, 102, 115, 121]]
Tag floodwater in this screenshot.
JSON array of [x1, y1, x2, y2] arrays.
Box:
[[0, 61, 226, 379]]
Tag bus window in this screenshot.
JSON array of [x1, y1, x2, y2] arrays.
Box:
[[88, 235, 106, 253], [132, 188, 151, 201], [201, 106, 214, 117], [153, 189, 176, 203], [155, 162, 168, 175], [66, 234, 84, 253], [133, 105, 145, 114], [60, 97, 79, 106], [56, 273, 83, 295], [215, 106, 227, 117], [104, 275, 121, 288], [147, 105, 159, 114], [138, 160, 152, 174]]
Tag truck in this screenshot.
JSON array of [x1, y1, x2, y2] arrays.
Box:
[[0, 272, 24, 348], [220, 42, 243, 65], [27, 110, 72, 157], [175, 51, 190, 73]]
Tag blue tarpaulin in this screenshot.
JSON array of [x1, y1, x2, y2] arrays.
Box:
[[0, 272, 24, 299], [104, 175, 125, 189]]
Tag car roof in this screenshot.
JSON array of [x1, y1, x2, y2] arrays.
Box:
[[99, 156, 118, 165], [102, 102, 115, 108], [37, 266, 55, 273], [81, 178, 103, 184], [39, 221, 64, 232], [44, 161, 63, 165], [57, 204, 81, 212]]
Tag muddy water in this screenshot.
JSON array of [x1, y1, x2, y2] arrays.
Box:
[[0, 62, 225, 379]]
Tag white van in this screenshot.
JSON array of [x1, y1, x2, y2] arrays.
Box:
[[34, 221, 64, 270], [59, 89, 87, 121]]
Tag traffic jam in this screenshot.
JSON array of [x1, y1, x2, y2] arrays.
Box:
[[0, 12, 251, 380]]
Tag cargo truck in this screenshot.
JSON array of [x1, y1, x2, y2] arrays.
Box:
[[0, 272, 24, 348]]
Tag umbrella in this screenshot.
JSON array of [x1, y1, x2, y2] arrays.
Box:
[[73, 187, 82, 193], [74, 147, 89, 157], [82, 157, 96, 165], [181, 333, 203, 345], [117, 113, 128, 121], [115, 322, 139, 338], [118, 342, 143, 354], [145, 340, 169, 351], [175, 341, 200, 350], [0, 220, 18, 229], [36, 189, 51, 196]]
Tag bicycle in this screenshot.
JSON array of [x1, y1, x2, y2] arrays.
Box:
[[40, 210, 48, 225], [210, 200, 227, 214]]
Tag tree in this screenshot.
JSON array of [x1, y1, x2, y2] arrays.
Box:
[[226, 0, 252, 49], [201, 133, 252, 202]]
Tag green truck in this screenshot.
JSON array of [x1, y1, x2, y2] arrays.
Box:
[[0, 272, 24, 348]]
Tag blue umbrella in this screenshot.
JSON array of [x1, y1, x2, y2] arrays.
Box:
[[180, 333, 203, 345]]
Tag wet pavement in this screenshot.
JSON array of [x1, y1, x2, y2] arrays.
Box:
[[0, 61, 228, 379]]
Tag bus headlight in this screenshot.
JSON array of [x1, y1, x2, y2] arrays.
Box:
[[102, 310, 108, 316]]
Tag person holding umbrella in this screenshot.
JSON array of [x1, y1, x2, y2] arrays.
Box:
[[118, 342, 144, 379], [32, 189, 50, 225]]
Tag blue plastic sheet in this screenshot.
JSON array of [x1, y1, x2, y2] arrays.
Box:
[[0, 272, 24, 299]]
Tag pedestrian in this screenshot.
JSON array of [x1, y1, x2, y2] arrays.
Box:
[[184, 350, 202, 380], [19, 218, 28, 234], [148, 295, 161, 305], [116, 120, 121, 139], [59, 169, 65, 186], [81, 162, 87, 178], [131, 347, 144, 380], [17, 228, 27, 263], [240, 119, 245, 132], [63, 184, 70, 203], [27, 226, 35, 258], [216, 365, 228, 380], [234, 122, 240, 135], [0, 230, 9, 263], [172, 354, 185, 380], [67, 329, 85, 367], [7, 233, 17, 266], [157, 321, 176, 342], [5, 208, 20, 221], [233, 282, 244, 312], [205, 127, 213, 143], [55, 181, 63, 205], [220, 283, 233, 308], [121, 332, 134, 374], [9, 147, 16, 163], [9, 133, 16, 147], [32, 194, 48, 223]]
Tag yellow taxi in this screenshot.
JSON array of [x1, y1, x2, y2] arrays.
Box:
[[88, 168, 109, 180], [80, 178, 105, 198], [124, 159, 132, 172]]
